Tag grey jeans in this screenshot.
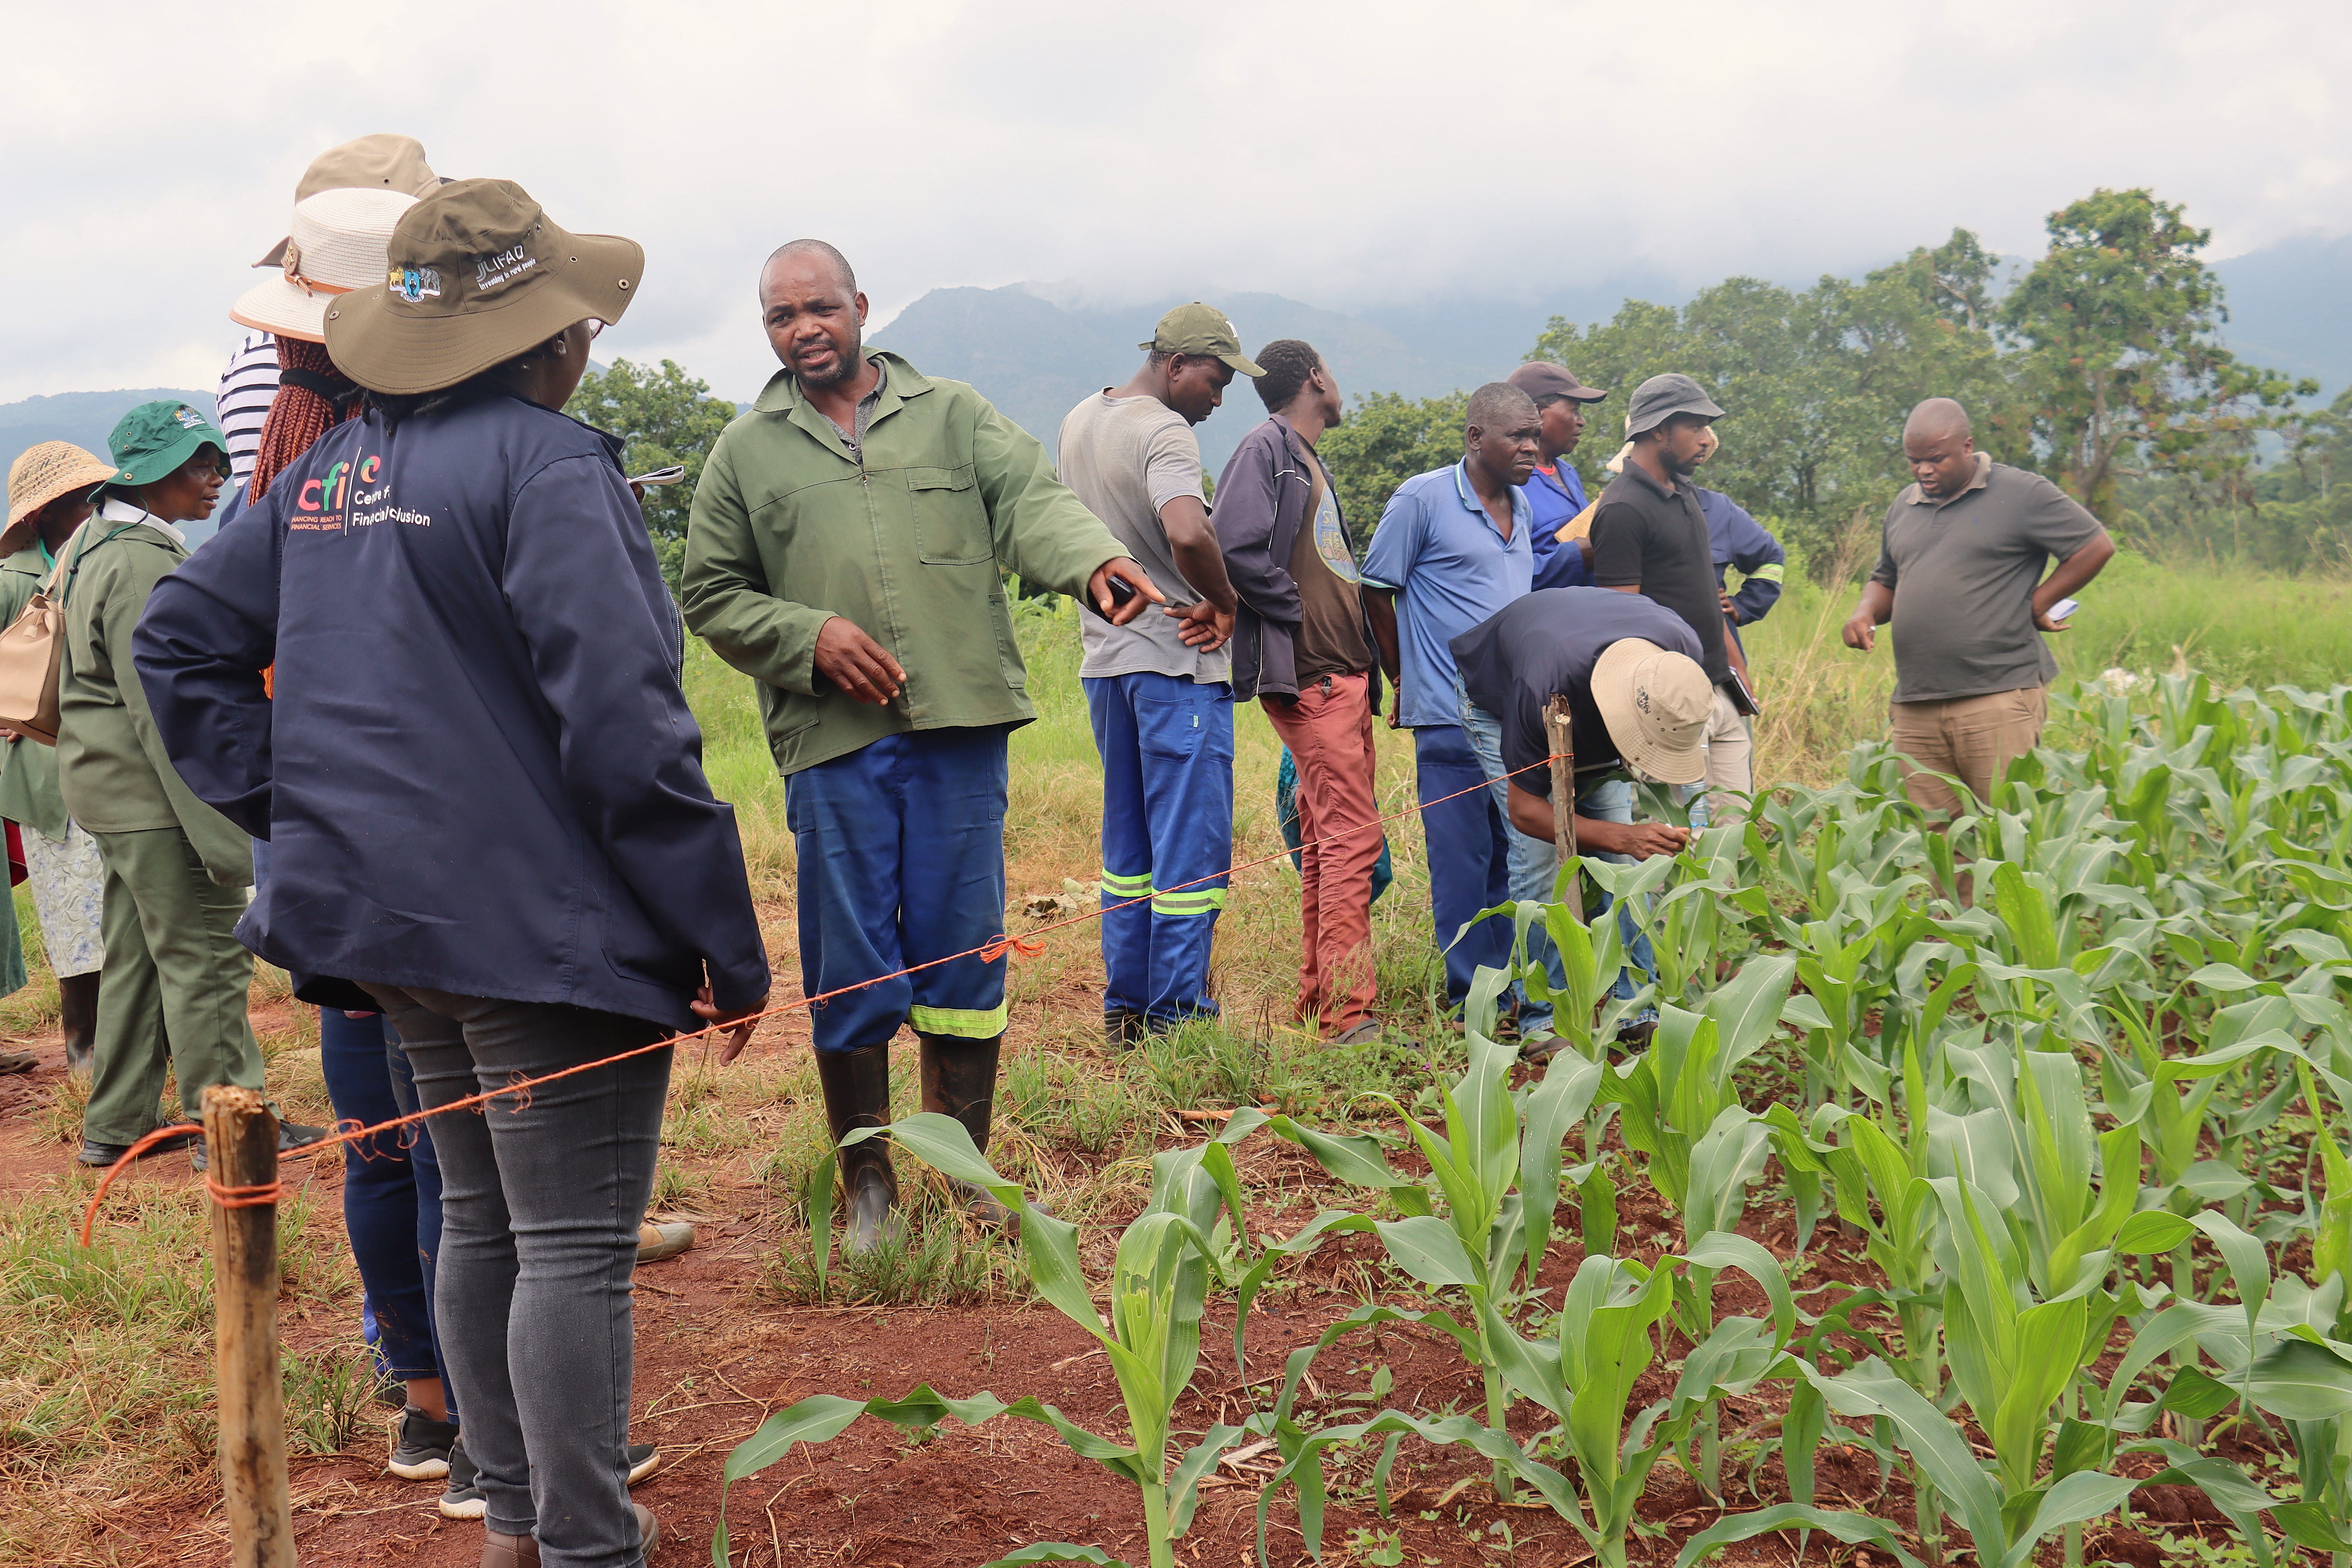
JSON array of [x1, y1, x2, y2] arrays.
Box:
[[364, 985, 669, 1568]]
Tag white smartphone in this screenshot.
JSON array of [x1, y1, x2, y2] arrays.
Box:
[[2047, 597, 2080, 621], [628, 465, 687, 487]]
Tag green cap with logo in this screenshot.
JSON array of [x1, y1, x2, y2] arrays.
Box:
[[322, 177, 643, 396], [1140, 302, 1266, 377], [106, 401, 229, 487]]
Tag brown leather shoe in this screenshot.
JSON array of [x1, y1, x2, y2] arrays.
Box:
[[480, 1529, 539, 1566], [478, 1505, 656, 1566]]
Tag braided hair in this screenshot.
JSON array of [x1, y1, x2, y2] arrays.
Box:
[[248, 339, 359, 500]]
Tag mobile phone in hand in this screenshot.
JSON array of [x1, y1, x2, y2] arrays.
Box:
[[1086, 573, 1138, 624], [2048, 597, 2080, 621]]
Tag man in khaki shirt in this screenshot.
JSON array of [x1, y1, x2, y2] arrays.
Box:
[[1843, 397, 2115, 819]]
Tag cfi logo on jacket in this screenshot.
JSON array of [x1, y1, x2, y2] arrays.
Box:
[[290, 455, 428, 532]]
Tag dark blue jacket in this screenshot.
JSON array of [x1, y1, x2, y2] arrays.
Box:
[[132, 393, 769, 1030], [1697, 487, 1785, 630]]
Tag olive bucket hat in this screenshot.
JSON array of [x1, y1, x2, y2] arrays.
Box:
[[322, 178, 642, 395], [107, 402, 229, 488]]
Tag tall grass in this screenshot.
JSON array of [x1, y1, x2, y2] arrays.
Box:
[[1739, 549, 2352, 783]]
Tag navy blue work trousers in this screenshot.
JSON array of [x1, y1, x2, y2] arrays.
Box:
[[785, 727, 1013, 1053], [1413, 723, 1512, 1008]]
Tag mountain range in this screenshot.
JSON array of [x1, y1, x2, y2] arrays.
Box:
[[4, 236, 2342, 480]]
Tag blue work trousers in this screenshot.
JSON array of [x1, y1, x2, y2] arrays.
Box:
[[320, 1007, 451, 1394], [1084, 672, 1233, 1026], [1413, 723, 1511, 1009], [785, 727, 1012, 1054]]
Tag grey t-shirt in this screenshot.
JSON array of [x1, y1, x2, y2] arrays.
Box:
[[1870, 455, 2106, 703], [1057, 391, 1229, 684]]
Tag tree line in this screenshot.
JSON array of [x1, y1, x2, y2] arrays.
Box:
[[571, 187, 2339, 591]]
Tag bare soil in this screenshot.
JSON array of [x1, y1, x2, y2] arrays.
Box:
[[0, 1000, 2242, 1568]]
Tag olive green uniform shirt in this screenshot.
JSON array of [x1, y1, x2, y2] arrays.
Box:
[[682, 351, 1129, 775], [56, 504, 252, 886], [0, 545, 68, 839]]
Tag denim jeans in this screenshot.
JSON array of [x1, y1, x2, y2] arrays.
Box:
[[319, 1007, 448, 1394], [365, 985, 669, 1568], [1453, 673, 1657, 1035]]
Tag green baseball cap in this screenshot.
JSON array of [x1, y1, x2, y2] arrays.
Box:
[[1140, 302, 1266, 377], [107, 401, 228, 487]]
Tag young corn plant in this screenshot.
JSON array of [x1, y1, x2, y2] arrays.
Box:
[[1250, 1237, 1913, 1568], [712, 1113, 1261, 1568], [1257, 983, 1605, 1500]]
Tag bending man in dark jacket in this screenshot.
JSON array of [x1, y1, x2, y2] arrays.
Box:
[[1214, 340, 1388, 1042]]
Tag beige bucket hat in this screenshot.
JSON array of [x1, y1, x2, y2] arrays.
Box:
[[255, 133, 443, 268], [322, 178, 642, 395], [1591, 637, 1711, 785], [7, 442, 117, 530], [232, 188, 419, 344]]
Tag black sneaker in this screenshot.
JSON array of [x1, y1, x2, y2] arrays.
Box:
[[626, 1442, 660, 1485], [387, 1407, 460, 1480], [438, 1438, 484, 1520], [1105, 1011, 1146, 1051], [77, 1123, 201, 1167], [191, 1119, 332, 1173]]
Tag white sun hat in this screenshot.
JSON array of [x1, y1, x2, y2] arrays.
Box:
[[1591, 637, 1712, 785], [230, 188, 419, 344]]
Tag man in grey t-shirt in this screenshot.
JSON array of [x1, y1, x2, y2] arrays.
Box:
[[1843, 397, 2115, 823], [1057, 303, 1256, 1044]]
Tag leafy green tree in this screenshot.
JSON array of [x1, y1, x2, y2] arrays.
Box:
[[563, 357, 739, 589], [1318, 389, 1469, 547], [2000, 188, 2314, 516], [1528, 241, 2020, 574]]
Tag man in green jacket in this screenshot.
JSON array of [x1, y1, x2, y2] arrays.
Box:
[[684, 239, 1157, 1251], [67, 403, 320, 1167]]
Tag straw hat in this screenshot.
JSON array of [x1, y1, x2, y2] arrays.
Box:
[[323, 179, 640, 395], [7, 442, 117, 530], [232, 189, 420, 344], [1590, 638, 1711, 785]]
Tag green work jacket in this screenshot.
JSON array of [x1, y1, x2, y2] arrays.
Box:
[[0, 544, 66, 839], [56, 507, 252, 885], [682, 351, 1127, 776]]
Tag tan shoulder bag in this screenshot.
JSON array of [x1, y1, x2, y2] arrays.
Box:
[[0, 521, 137, 746], [0, 561, 67, 745]]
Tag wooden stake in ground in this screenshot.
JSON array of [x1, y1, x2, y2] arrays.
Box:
[[202, 1083, 295, 1568], [1543, 694, 1582, 914]]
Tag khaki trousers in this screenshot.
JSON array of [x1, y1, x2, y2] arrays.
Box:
[[1701, 684, 1754, 827], [80, 826, 263, 1144], [1890, 686, 2047, 820]]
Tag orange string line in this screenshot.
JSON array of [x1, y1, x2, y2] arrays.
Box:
[[205, 1176, 286, 1209], [78, 752, 1570, 1243]]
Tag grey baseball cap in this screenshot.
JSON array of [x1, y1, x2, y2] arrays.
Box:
[[1625, 372, 1724, 437]]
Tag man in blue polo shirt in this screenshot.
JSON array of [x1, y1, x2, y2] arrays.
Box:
[[1508, 361, 1611, 591], [1362, 383, 1538, 1020]]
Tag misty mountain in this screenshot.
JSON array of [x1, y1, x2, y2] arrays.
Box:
[[2211, 233, 2352, 393], [0, 389, 218, 467]]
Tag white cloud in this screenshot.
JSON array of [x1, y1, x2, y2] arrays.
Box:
[[2, 0, 2345, 403]]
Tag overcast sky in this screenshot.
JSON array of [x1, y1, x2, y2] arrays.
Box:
[[4, 0, 2347, 406]]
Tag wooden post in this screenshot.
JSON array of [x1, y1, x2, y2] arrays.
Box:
[[203, 1084, 295, 1568], [1543, 695, 1581, 915]]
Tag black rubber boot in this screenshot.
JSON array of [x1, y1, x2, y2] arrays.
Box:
[[917, 1033, 1021, 1229], [814, 1042, 897, 1254], [59, 970, 99, 1078]]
